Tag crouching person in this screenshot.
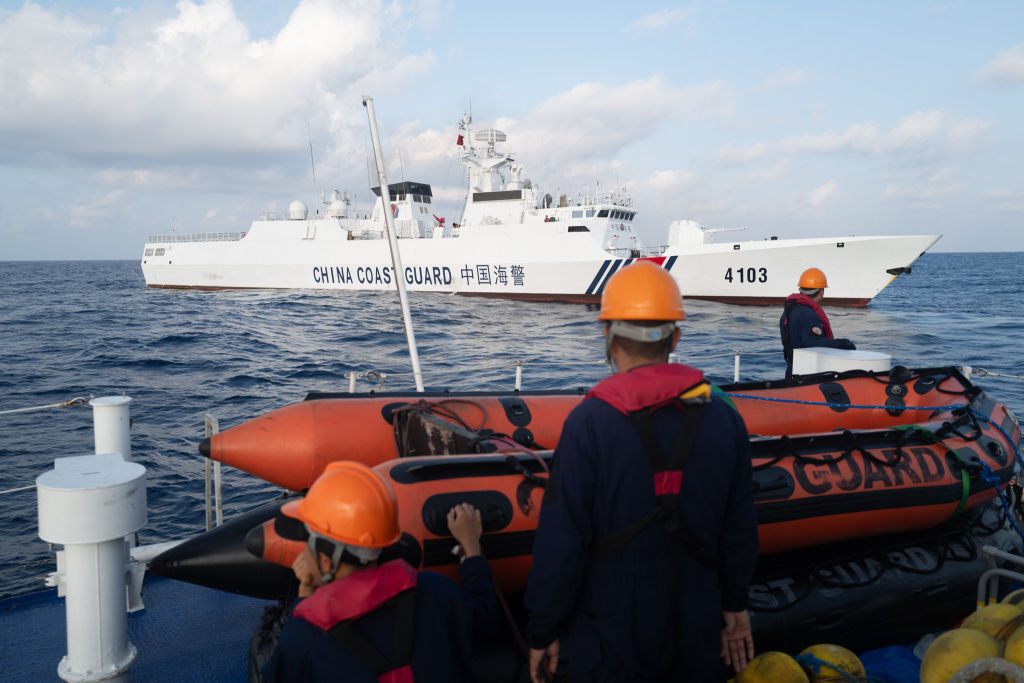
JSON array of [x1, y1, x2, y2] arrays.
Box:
[[262, 461, 500, 682]]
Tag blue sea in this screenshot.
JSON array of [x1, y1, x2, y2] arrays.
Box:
[[1, 253, 1022, 599]]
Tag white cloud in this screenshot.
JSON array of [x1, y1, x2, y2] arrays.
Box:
[[978, 43, 1024, 85], [760, 69, 809, 90], [511, 77, 733, 163], [646, 169, 697, 190], [69, 190, 129, 228], [881, 167, 960, 207], [985, 188, 1024, 212], [383, 76, 735, 213], [627, 6, 697, 32], [716, 111, 989, 164], [742, 159, 791, 183], [0, 0, 434, 167], [808, 180, 838, 207]]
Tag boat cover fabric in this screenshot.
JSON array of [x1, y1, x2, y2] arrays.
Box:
[[526, 364, 759, 681], [262, 557, 500, 682]]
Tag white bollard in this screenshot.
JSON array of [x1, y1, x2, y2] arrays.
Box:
[[91, 396, 132, 461], [38, 452, 146, 682]]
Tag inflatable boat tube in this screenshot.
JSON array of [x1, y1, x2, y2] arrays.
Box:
[[199, 367, 1017, 492]]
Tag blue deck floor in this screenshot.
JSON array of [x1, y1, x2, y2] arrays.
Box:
[[0, 574, 924, 682], [0, 575, 267, 681]]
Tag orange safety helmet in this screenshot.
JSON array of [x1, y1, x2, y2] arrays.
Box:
[[797, 267, 828, 289], [281, 461, 401, 548], [598, 261, 685, 321]]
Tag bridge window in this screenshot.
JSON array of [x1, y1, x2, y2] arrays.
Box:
[[597, 209, 609, 217], [572, 210, 583, 218], [568, 225, 590, 232]]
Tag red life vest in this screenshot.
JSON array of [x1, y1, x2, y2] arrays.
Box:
[[784, 293, 835, 338], [296, 559, 418, 683], [586, 363, 706, 415]]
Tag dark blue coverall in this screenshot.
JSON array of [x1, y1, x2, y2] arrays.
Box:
[[525, 389, 758, 682], [780, 301, 856, 378], [261, 557, 500, 682]]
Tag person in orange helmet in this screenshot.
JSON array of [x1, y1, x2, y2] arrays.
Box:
[[780, 267, 857, 378], [261, 461, 500, 682], [525, 260, 759, 682]]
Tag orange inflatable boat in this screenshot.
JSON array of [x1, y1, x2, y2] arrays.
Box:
[[201, 367, 1013, 492], [155, 366, 1020, 598]]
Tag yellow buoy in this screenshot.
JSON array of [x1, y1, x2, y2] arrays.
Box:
[[735, 651, 809, 683], [797, 643, 866, 682], [1003, 624, 1024, 668], [920, 628, 1003, 683], [961, 603, 1024, 640]]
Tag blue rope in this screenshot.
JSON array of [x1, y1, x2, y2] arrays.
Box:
[[970, 407, 1024, 472], [979, 462, 1024, 544]]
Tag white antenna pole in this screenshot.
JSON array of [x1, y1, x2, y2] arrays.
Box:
[[362, 96, 425, 392], [307, 118, 318, 215]]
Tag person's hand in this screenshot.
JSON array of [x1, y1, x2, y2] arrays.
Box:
[[721, 609, 754, 674], [447, 503, 483, 558], [292, 547, 323, 598], [529, 640, 559, 683]]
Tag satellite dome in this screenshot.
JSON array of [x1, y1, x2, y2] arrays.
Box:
[[289, 200, 308, 220], [328, 199, 348, 218]]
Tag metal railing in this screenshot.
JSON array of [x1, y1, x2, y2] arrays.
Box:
[[146, 232, 246, 244]]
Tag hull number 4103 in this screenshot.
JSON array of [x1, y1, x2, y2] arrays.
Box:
[[725, 267, 767, 283]]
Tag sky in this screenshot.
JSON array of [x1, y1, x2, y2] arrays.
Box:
[[0, 0, 1022, 260]]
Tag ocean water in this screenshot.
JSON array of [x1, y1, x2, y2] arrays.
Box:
[[1, 252, 1022, 598]]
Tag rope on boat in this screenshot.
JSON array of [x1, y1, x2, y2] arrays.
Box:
[[695, 348, 780, 360], [0, 485, 34, 496], [949, 657, 1024, 683], [793, 652, 885, 682], [0, 396, 92, 416], [0, 555, 53, 577], [976, 368, 1024, 381]]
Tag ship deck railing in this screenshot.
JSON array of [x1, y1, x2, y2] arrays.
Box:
[[146, 231, 246, 244]]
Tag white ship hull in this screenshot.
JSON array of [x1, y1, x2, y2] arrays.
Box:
[[142, 218, 939, 306]]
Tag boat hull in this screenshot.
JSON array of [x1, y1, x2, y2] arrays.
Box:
[[141, 222, 939, 307]]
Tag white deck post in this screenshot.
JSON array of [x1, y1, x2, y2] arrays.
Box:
[[37, 452, 146, 682], [91, 396, 132, 461]]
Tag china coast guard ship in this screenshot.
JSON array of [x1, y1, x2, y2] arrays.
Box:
[[141, 114, 940, 306]]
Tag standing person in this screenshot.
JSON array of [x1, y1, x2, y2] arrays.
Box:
[[261, 461, 500, 683], [525, 261, 759, 682], [780, 267, 857, 378]]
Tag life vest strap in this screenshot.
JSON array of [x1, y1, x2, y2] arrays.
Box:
[[588, 402, 715, 566], [326, 588, 416, 682]]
